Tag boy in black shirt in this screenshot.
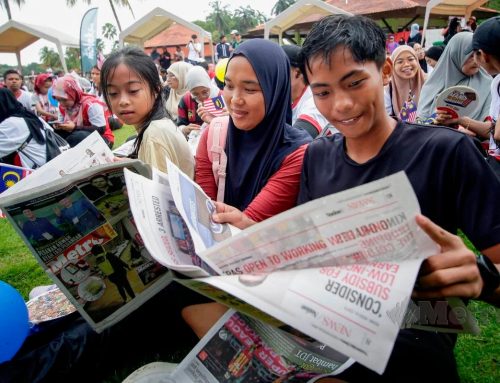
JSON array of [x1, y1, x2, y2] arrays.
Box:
[[299, 14, 500, 382]]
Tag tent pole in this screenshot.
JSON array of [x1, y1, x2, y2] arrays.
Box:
[[15, 50, 22, 73], [56, 43, 68, 73]]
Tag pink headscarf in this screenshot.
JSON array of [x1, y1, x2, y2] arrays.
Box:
[[390, 45, 426, 116], [52, 75, 102, 124], [34, 73, 52, 94]]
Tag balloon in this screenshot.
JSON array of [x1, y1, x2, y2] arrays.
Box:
[[215, 58, 229, 83], [0, 281, 29, 363]]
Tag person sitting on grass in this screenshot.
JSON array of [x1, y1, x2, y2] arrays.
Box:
[[297, 14, 500, 382]]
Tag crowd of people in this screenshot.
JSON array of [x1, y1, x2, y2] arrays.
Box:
[[1, 11, 500, 383]]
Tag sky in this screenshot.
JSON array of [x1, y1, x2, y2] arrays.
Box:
[[0, 0, 274, 66]]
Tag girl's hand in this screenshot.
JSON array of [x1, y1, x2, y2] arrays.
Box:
[[181, 124, 200, 136], [212, 201, 256, 229], [434, 109, 458, 126], [197, 105, 215, 124], [56, 121, 76, 132], [457, 126, 476, 136]]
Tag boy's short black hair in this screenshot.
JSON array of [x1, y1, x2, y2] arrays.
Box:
[[300, 15, 387, 84], [3, 69, 21, 79]]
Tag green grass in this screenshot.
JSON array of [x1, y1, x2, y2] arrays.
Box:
[[1, 132, 499, 381], [112, 124, 136, 150]]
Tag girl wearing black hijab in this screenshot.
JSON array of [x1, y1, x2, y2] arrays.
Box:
[[184, 39, 312, 338], [0, 88, 50, 168], [195, 39, 312, 229]]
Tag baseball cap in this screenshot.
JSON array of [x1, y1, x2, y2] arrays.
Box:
[[469, 16, 500, 57], [281, 44, 301, 68], [230, 29, 238, 35]]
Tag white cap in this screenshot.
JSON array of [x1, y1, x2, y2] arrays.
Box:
[[230, 30, 238, 35]]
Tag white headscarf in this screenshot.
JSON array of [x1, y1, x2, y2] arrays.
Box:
[[165, 61, 192, 119], [417, 32, 492, 121], [185, 66, 220, 99]]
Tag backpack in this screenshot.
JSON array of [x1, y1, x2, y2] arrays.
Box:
[[0, 125, 70, 169], [206, 116, 228, 202]]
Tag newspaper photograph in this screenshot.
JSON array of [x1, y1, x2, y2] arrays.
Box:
[[167, 160, 239, 253], [171, 310, 353, 383], [0, 162, 171, 332]]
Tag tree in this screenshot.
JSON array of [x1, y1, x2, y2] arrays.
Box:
[[271, 0, 296, 16], [233, 6, 268, 33], [65, 47, 81, 71], [39, 46, 61, 69], [96, 38, 105, 53], [65, 0, 134, 32], [102, 22, 117, 41], [0, 0, 25, 20], [206, 0, 232, 36]]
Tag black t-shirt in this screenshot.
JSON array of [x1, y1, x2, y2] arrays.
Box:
[[298, 121, 500, 381], [299, 121, 500, 251]]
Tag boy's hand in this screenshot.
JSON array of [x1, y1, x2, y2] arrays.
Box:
[[212, 201, 255, 229], [412, 214, 482, 299]]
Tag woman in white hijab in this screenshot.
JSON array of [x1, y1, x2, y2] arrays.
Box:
[[178, 66, 226, 137], [165, 61, 193, 120], [417, 32, 492, 138]]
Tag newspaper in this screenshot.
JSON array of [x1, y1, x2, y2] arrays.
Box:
[[0, 137, 172, 332], [170, 310, 354, 382], [124, 163, 479, 374], [1, 131, 114, 198]]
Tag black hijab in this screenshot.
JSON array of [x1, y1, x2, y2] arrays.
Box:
[[224, 39, 312, 210], [0, 88, 45, 143]]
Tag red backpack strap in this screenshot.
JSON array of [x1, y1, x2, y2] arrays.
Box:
[[206, 116, 229, 202]]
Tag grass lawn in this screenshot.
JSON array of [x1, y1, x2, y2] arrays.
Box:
[[1, 124, 499, 381]]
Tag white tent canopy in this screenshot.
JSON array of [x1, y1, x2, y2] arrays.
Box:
[[422, 0, 489, 44], [119, 7, 214, 62], [264, 0, 352, 43], [0, 20, 79, 73]]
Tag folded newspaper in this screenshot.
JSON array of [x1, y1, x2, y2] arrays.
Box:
[[0, 133, 172, 332], [0, 136, 478, 375]]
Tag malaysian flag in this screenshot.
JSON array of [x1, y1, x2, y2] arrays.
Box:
[[97, 51, 106, 70], [0, 163, 33, 218], [399, 99, 417, 123], [202, 95, 227, 116]]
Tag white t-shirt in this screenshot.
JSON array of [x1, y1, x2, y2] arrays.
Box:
[[0, 116, 50, 168], [292, 86, 334, 134], [86, 103, 107, 126], [17, 90, 33, 110], [488, 75, 500, 157], [187, 41, 203, 62]]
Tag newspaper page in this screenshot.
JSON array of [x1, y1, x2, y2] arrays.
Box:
[[166, 160, 240, 254], [171, 310, 353, 382], [123, 168, 219, 278], [1, 132, 114, 198], [125, 166, 474, 374], [0, 161, 172, 332]]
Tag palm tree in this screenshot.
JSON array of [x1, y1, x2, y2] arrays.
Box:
[[39, 46, 61, 68], [0, 0, 25, 20], [234, 6, 268, 33], [65, 0, 134, 32], [271, 0, 296, 16], [207, 0, 231, 35], [102, 22, 117, 41]]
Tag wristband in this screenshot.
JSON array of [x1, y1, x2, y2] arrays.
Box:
[[477, 254, 500, 300]]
